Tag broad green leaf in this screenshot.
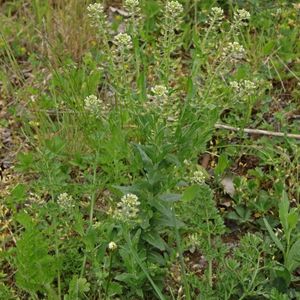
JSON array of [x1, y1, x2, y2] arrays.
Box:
[[272, 265, 291, 291], [263, 218, 284, 252], [159, 193, 181, 202], [134, 143, 153, 171], [182, 185, 201, 201], [287, 210, 299, 231], [214, 153, 229, 177], [108, 282, 123, 297], [15, 212, 34, 229], [143, 232, 166, 251], [279, 191, 289, 232], [286, 239, 300, 272]]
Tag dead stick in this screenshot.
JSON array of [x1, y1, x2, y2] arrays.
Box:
[[215, 123, 300, 140]]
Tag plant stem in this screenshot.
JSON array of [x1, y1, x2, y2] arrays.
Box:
[[104, 251, 114, 300], [123, 228, 166, 300], [171, 207, 191, 300], [80, 157, 98, 277], [205, 208, 213, 288], [55, 244, 62, 300]]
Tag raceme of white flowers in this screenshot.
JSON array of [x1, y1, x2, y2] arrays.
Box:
[[229, 80, 258, 99], [147, 85, 170, 112], [124, 0, 140, 15], [191, 170, 206, 184], [57, 193, 75, 209], [113, 193, 140, 221], [151, 85, 168, 98], [208, 7, 224, 24], [233, 9, 251, 26], [124, 0, 139, 8], [165, 1, 184, 18], [114, 33, 133, 51], [108, 241, 118, 251], [84, 95, 103, 116], [163, 0, 184, 32], [221, 41, 246, 63], [87, 3, 107, 28]]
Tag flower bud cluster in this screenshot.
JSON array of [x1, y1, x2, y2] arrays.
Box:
[[162, 1, 184, 32], [221, 41, 246, 63], [57, 193, 75, 209], [108, 241, 118, 251], [147, 85, 169, 110], [113, 193, 140, 222], [233, 9, 251, 27], [87, 3, 108, 31], [208, 7, 224, 25], [84, 95, 105, 117], [165, 1, 184, 19], [124, 0, 141, 17], [113, 33, 133, 51], [229, 79, 258, 99], [191, 170, 206, 184]]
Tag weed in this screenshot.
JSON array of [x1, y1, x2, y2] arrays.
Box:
[[1, 0, 300, 299]]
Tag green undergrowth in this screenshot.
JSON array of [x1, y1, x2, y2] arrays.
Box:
[[0, 0, 300, 299]]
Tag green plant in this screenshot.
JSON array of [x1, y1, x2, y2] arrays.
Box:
[[1, 0, 300, 299], [15, 213, 58, 299], [264, 190, 300, 290]]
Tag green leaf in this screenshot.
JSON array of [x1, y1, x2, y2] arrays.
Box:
[[214, 153, 229, 177], [107, 282, 123, 297], [287, 210, 299, 231], [7, 184, 26, 205], [16, 227, 57, 293], [279, 191, 289, 232], [286, 239, 300, 272], [182, 185, 201, 201], [134, 143, 153, 171], [143, 232, 166, 251], [272, 265, 291, 292], [159, 193, 181, 202], [16, 152, 34, 172], [15, 212, 34, 229], [263, 217, 284, 252]]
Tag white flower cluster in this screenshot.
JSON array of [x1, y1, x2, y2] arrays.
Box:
[[57, 193, 74, 209], [114, 33, 133, 51], [87, 3, 107, 28], [124, 0, 140, 15], [148, 85, 169, 110], [108, 241, 118, 251], [208, 7, 224, 24], [124, 0, 139, 7], [221, 41, 246, 63], [165, 1, 184, 19], [114, 193, 140, 221], [183, 159, 191, 167], [84, 95, 103, 116], [230, 79, 258, 99], [233, 9, 251, 26], [151, 85, 168, 98], [28, 192, 45, 205], [191, 170, 206, 184], [186, 232, 201, 253]]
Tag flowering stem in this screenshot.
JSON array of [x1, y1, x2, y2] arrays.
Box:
[[171, 207, 191, 300], [55, 243, 62, 300], [194, 0, 199, 29], [104, 251, 114, 300], [205, 208, 213, 288], [80, 156, 98, 277], [123, 228, 166, 300]]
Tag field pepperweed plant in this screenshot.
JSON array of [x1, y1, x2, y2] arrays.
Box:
[[0, 0, 300, 299]]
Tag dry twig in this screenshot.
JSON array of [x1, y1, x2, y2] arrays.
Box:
[[215, 123, 300, 140]]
